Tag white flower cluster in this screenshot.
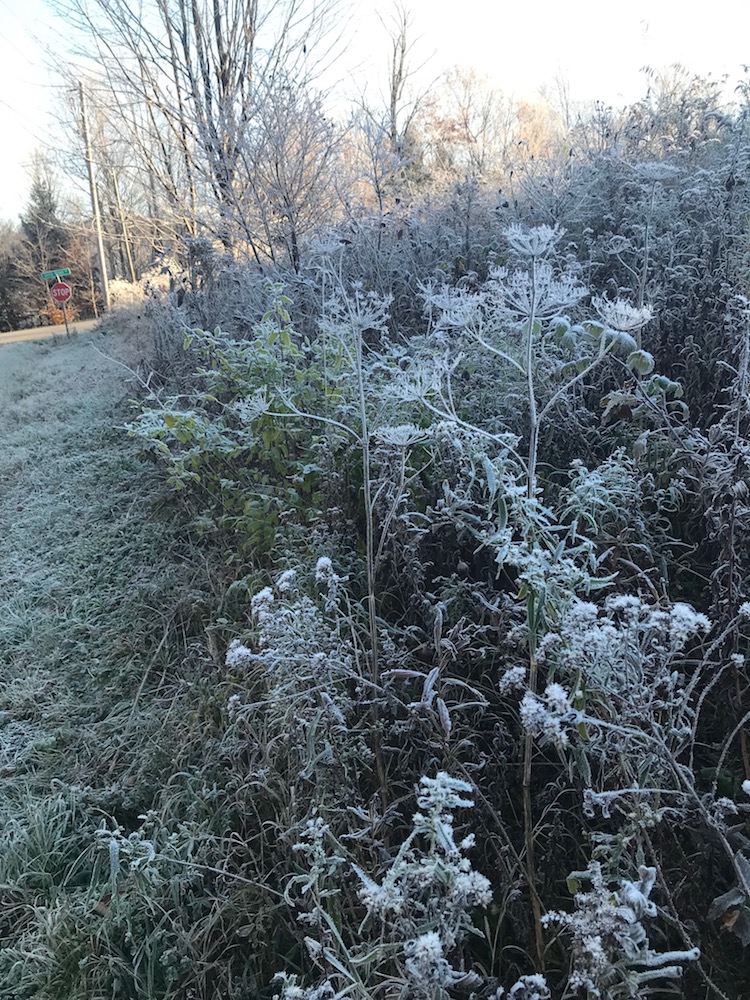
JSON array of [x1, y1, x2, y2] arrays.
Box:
[[668, 602, 711, 647], [272, 972, 334, 1000], [404, 930, 478, 990], [225, 640, 257, 670], [314, 556, 345, 610], [538, 595, 712, 691], [519, 683, 574, 749], [251, 586, 275, 622], [507, 974, 551, 999], [498, 665, 527, 695], [354, 773, 491, 989], [544, 862, 699, 997]]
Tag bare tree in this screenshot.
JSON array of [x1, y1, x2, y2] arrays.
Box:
[[425, 67, 514, 180], [57, 0, 343, 254]]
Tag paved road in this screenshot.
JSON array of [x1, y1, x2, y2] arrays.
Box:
[[0, 318, 102, 346]]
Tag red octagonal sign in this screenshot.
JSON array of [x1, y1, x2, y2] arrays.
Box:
[[50, 281, 72, 304]]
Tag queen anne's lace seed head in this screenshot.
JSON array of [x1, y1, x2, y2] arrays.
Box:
[[504, 224, 562, 258], [376, 423, 429, 448], [593, 296, 653, 332]]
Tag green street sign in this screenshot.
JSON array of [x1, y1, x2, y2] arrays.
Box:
[[41, 268, 72, 279]]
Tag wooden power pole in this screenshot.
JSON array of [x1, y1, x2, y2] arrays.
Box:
[[79, 81, 110, 311]]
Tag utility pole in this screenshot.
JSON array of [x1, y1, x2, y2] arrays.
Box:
[[79, 81, 110, 311]]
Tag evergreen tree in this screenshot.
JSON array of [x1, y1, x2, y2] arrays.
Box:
[[20, 159, 69, 276]]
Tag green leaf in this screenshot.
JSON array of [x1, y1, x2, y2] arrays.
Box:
[[626, 349, 655, 375], [581, 320, 606, 341]]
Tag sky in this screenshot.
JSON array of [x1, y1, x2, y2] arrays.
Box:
[[2, 0, 750, 223]]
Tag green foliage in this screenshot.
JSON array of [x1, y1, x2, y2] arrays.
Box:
[[129, 292, 338, 565]]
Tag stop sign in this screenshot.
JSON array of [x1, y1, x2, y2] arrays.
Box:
[[50, 281, 72, 304]]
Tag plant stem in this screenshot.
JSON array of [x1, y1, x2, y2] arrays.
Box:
[[521, 256, 545, 969], [525, 258, 539, 501], [354, 323, 389, 810]]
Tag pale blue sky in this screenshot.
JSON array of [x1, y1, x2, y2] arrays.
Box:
[[2, 0, 750, 222]]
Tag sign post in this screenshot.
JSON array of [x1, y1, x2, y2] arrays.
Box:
[[41, 270, 73, 337], [49, 281, 72, 338]]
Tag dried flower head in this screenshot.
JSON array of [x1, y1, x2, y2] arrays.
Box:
[[504, 224, 563, 258], [376, 423, 429, 448], [593, 296, 653, 332]]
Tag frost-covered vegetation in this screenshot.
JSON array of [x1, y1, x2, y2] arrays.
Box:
[[4, 7, 750, 997]]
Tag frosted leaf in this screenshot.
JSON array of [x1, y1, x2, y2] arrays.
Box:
[[417, 772, 474, 811]]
